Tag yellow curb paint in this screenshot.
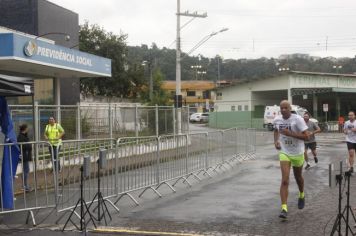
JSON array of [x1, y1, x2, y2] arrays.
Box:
[[93, 227, 203, 236]]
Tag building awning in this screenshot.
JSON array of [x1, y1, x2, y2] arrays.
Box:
[[291, 88, 332, 96], [332, 88, 356, 93], [0, 74, 34, 97], [291, 87, 356, 96], [0, 33, 111, 78]]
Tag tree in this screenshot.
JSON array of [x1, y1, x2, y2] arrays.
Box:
[[140, 68, 171, 106], [79, 22, 145, 98]]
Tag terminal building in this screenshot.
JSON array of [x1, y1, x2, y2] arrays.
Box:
[[214, 71, 356, 121], [0, 0, 110, 105]]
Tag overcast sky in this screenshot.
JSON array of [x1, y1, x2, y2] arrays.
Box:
[[50, 0, 356, 60]]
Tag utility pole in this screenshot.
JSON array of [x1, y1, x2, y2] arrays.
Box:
[[176, 0, 207, 134], [217, 55, 221, 84]]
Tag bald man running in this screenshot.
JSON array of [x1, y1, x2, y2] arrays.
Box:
[[273, 100, 310, 219]]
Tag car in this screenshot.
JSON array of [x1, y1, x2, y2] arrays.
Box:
[[263, 105, 318, 131], [200, 113, 209, 123], [190, 113, 203, 122], [190, 113, 209, 123]]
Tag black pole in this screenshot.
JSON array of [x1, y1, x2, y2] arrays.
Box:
[[31, 95, 38, 190], [80, 166, 84, 231], [97, 161, 101, 222], [331, 161, 343, 236], [338, 174, 342, 236], [345, 172, 351, 236]]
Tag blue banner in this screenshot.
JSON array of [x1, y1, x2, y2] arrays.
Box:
[[0, 96, 20, 209]]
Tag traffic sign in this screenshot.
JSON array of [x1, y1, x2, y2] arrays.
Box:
[[323, 104, 328, 112]]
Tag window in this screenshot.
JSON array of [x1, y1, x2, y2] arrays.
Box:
[[203, 90, 211, 99], [238, 105, 242, 111], [217, 92, 222, 96], [231, 106, 236, 111], [187, 91, 196, 97], [244, 105, 249, 111]]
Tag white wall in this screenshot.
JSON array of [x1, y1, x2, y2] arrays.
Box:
[[215, 75, 289, 112]]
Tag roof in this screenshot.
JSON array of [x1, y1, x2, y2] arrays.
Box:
[[216, 71, 356, 91], [162, 80, 216, 90], [291, 71, 356, 77]]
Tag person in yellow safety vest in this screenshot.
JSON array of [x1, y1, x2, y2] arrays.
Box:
[[44, 116, 65, 172]]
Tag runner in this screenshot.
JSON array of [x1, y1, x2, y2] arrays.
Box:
[[344, 111, 356, 173], [273, 100, 310, 219], [304, 112, 321, 170]]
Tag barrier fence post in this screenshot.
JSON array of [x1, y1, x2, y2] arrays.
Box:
[[235, 128, 238, 158], [187, 105, 190, 134], [34, 102, 39, 193], [135, 104, 138, 138], [109, 103, 113, 141], [114, 139, 118, 197], [186, 134, 189, 176], [221, 131, 224, 163], [76, 102, 81, 140], [173, 106, 176, 136], [156, 137, 160, 185], [155, 104, 159, 137], [205, 132, 209, 170]]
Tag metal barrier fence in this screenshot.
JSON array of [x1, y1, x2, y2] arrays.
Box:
[[0, 128, 256, 226], [0, 141, 56, 225], [56, 138, 116, 212], [319, 121, 342, 133]]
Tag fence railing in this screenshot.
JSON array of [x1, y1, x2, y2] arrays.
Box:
[[0, 141, 56, 225], [9, 103, 190, 141], [0, 128, 256, 226]]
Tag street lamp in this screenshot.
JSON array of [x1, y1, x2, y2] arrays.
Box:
[[186, 28, 229, 56], [175, 27, 228, 133], [278, 67, 290, 72], [197, 71, 207, 80], [333, 65, 342, 74], [191, 65, 202, 80], [142, 60, 153, 101], [35, 32, 71, 42]]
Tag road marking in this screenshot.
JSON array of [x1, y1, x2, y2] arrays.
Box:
[[94, 227, 203, 236]]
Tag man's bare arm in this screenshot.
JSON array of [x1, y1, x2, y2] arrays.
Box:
[[280, 129, 310, 141], [314, 126, 321, 134], [274, 129, 281, 150]]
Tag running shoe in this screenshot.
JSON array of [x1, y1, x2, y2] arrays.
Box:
[[305, 163, 311, 170], [314, 157, 318, 163], [298, 197, 305, 209], [279, 209, 288, 219]]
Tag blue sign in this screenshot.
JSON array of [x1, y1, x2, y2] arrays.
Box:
[[0, 33, 111, 77]]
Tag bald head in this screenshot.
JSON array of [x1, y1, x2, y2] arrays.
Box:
[[280, 100, 292, 119], [280, 100, 291, 108]]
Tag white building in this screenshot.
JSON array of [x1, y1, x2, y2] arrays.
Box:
[[215, 71, 356, 120]]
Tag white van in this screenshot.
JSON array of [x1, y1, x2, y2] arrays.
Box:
[[263, 105, 318, 131]]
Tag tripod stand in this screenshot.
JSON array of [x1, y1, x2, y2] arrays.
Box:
[[331, 171, 356, 236], [87, 159, 112, 225], [62, 166, 96, 232]]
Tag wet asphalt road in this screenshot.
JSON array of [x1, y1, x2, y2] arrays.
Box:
[[0, 128, 349, 236]]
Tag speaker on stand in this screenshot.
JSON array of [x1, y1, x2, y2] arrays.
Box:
[[62, 156, 96, 232], [88, 149, 112, 225]]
